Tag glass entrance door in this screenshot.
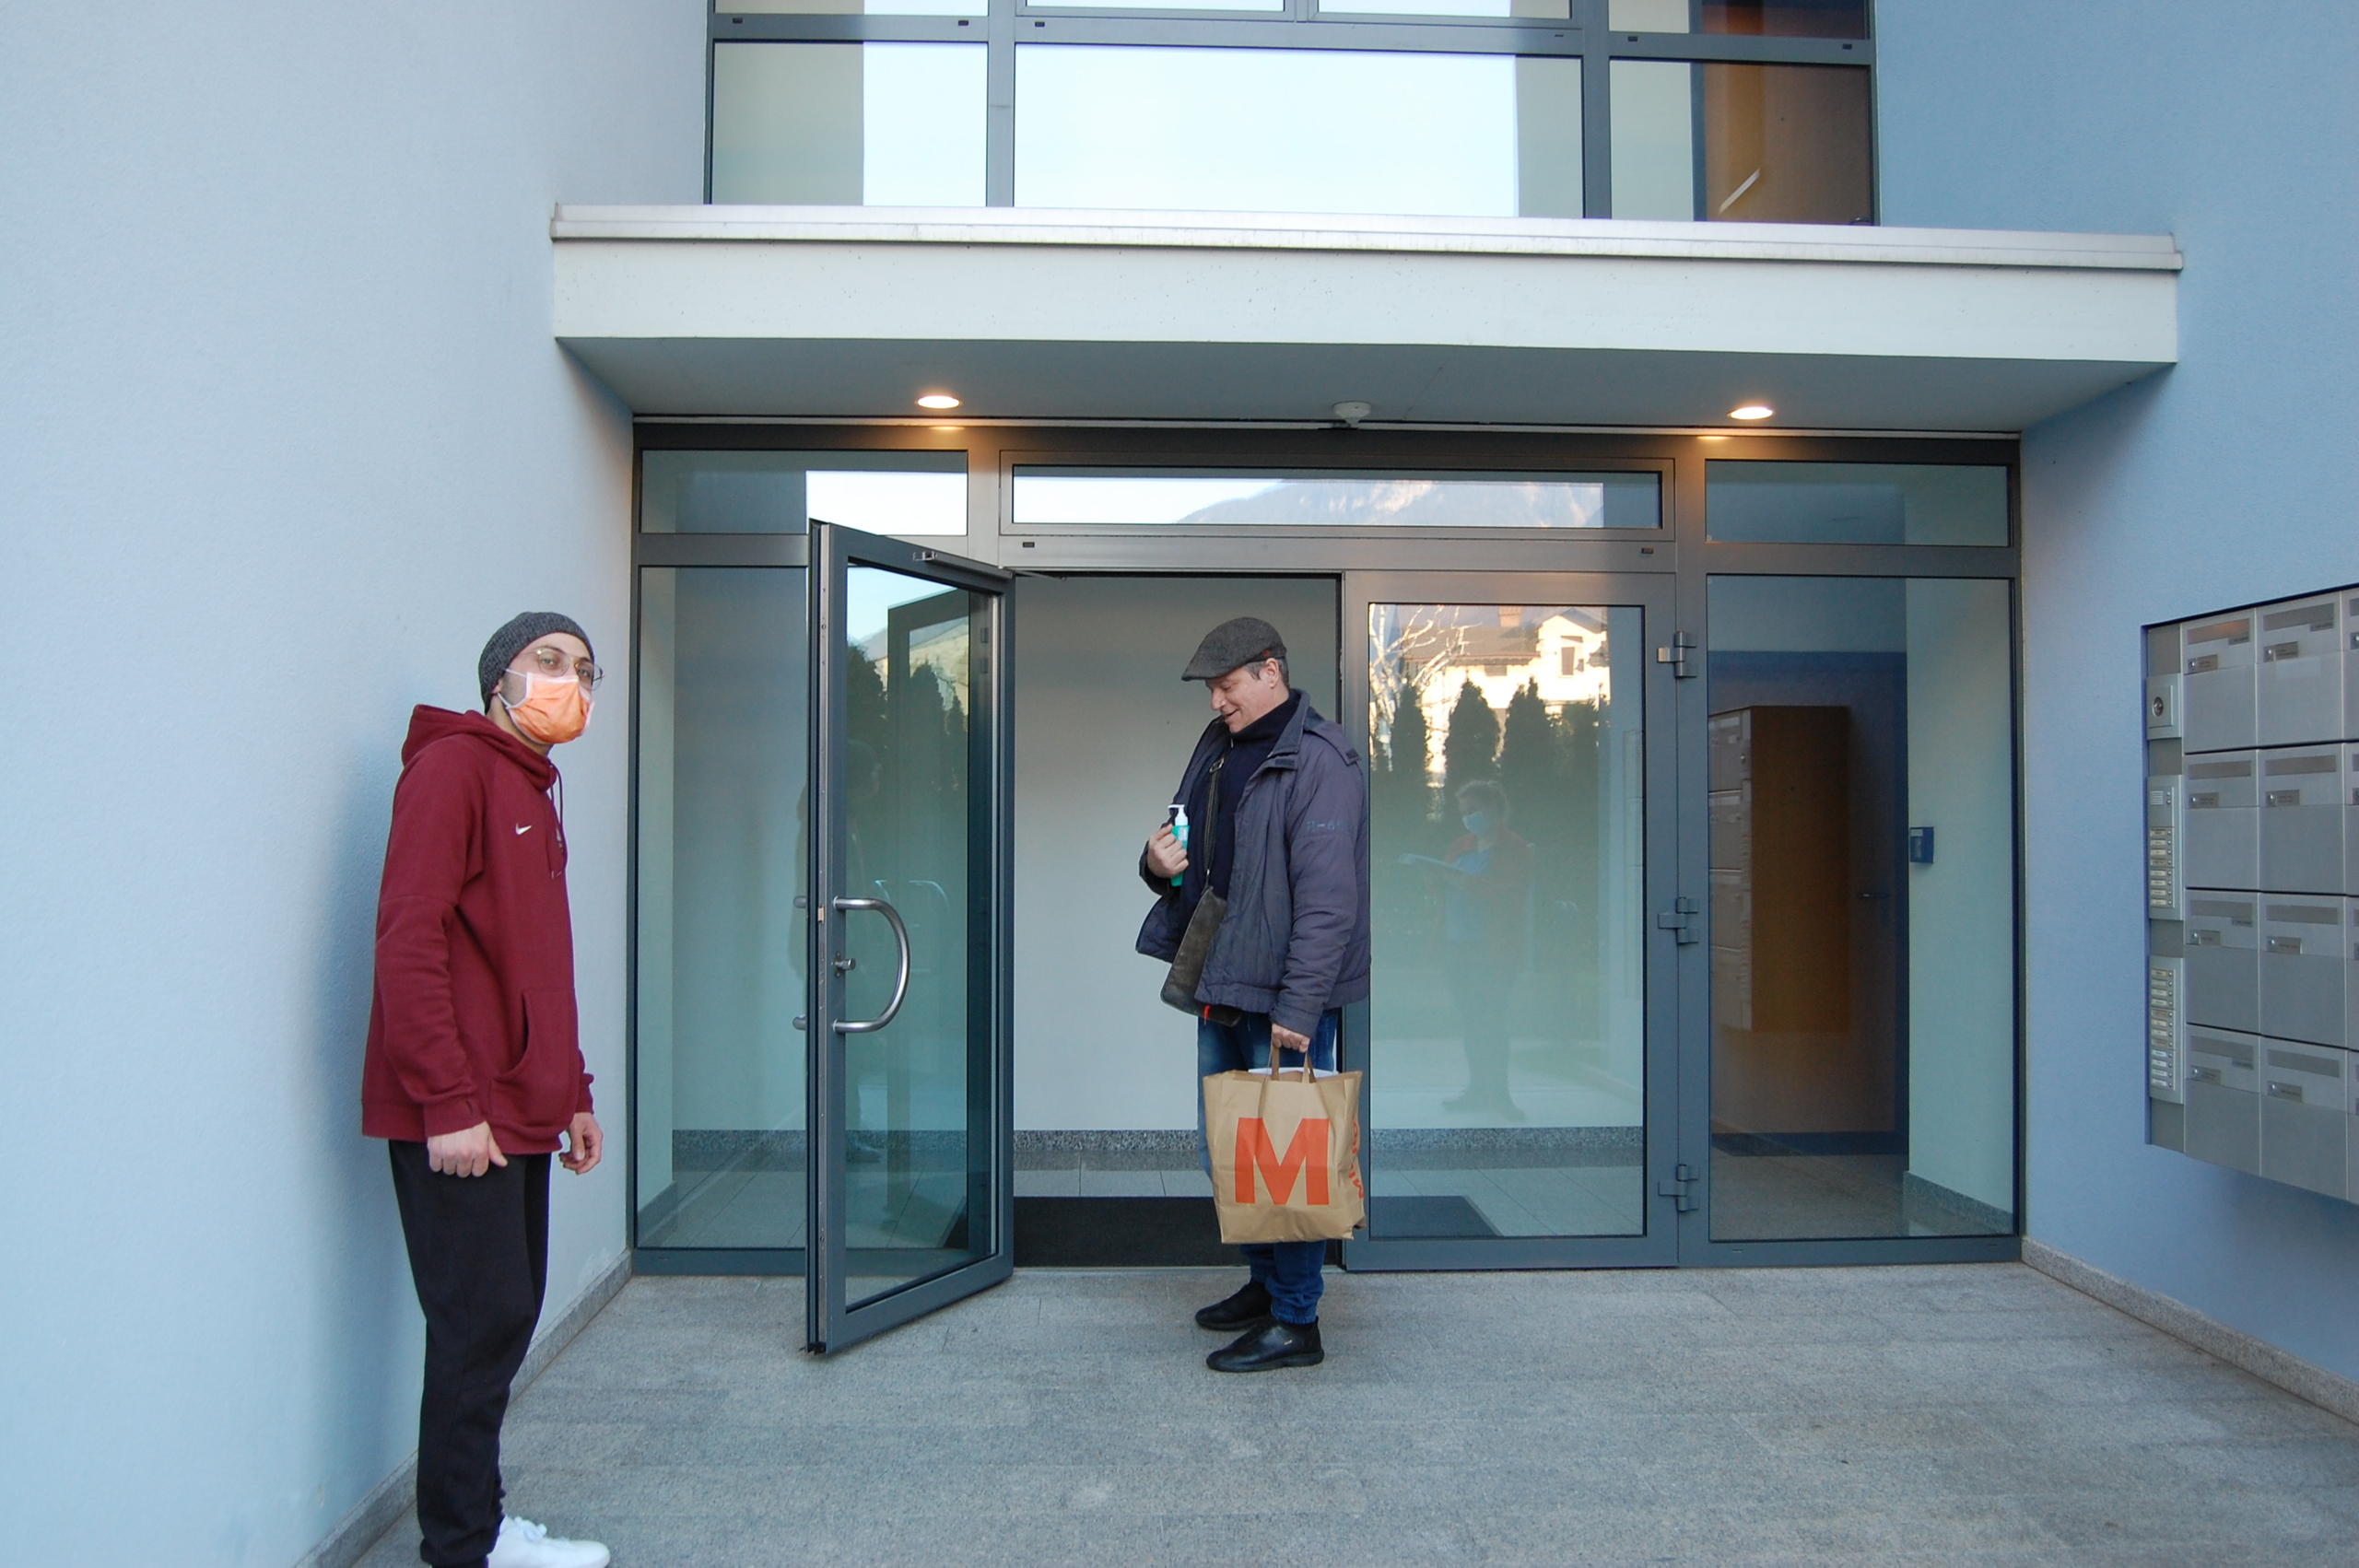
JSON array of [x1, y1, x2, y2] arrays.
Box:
[[631, 522, 1012, 1352], [1343, 572, 1681, 1266], [810, 525, 1011, 1350]]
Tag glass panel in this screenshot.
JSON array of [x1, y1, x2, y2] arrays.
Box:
[[1705, 577, 2017, 1241], [839, 566, 990, 1306], [1367, 603, 1649, 1236], [1608, 0, 1870, 37], [720, 0, 985, 14], [634, 568, 812, 1257], [1708, 462, 2009, 545], [1609, 60, 1871, 223], [1322, 0, 1569, 17], [1028, 0, 1285, 9], [1012, 468, 1659, 529], [642, 451, 967, 535], [1016, 47, 1581, 219], [711, 42, 986, 205]]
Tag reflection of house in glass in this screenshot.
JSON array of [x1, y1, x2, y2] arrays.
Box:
[[1372, 603, 1612, 785]]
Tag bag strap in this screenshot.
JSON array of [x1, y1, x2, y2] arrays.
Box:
[[1203, 748, 1226, 843]]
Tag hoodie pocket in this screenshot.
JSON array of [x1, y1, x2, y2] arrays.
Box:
[[493, 986, 581, 1140]]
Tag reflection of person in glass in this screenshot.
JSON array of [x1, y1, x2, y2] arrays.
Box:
[[1433, 780, 1533, 1122]]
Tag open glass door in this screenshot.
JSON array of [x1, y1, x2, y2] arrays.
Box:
[[1342, 572, 1682, 1267], [809, 524, 1013, 1351]]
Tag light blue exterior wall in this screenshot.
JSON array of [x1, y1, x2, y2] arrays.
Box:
[[0, 6, 700, 1563], [1879, 1, 2359, 1379]]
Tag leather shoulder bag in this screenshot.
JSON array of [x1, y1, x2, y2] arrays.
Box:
[[1160, 752, 1234, 1017]]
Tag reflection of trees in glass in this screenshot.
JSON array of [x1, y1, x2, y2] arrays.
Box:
[[1442, 678, 1500, 804], [1378, 667, 1431, 829], [847, 645, 891, 787], [1498, 678, 1553, 818]]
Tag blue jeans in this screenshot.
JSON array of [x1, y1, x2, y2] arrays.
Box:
[[1197, 1009, 1341, 1327]]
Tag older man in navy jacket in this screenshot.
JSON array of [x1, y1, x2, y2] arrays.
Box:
[[1139, 616, 1372, 1373]]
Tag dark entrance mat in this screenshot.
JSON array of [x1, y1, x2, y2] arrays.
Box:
[[1367, 1194, 1496, 1238], [1013, 1194, 1496, 1264], [1015, 1197, 1240, 1267]]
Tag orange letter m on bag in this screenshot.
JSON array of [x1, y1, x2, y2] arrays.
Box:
[[1234, 1117, 1331, 1206]]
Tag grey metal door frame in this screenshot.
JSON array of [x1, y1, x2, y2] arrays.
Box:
[[633, 422, 2026, 1274], [1340, 568, 1684, 1269]]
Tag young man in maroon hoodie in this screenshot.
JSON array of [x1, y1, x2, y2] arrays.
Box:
[[361, 612, 609, 1568]]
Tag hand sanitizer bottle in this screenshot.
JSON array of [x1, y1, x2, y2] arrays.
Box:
[[1168, 804, 1188, 887]]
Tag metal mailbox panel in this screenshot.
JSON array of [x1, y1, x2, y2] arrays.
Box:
[[2182, 753, 2258, 890], [2182, 613, 2259, 754], [2148, 955, 2184, 1106], [1708, 710, 1747, 792], [2346, 746, 2359, 897], [1709, 867, 1751, 954], [2185, 894, 2259, 1035], [2259, 745, 2347, 894], [1711, 946, 1752, 1033], [2147, 766, 2182, 918], [2347, 592, 2359, 743], [1708, 787, 1749, 874], [2348, 900, 2359, 1061], [2349, 1045, 2359, 1202], [2185, 1028, 2261, 1175], [2147, 620, 2183, 740], [2259, 1043, 2348, 1197], [2259, 898, 2346, 1047], [2256, 595, 2346, 747]]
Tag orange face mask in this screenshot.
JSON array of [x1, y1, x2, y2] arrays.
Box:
[[500, 671, 591, 745]]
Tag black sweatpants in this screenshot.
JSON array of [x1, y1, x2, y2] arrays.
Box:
[[388, 1140, 552, 1568]]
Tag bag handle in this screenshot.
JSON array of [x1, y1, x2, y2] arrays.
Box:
[[1270, 1042, 1315, 1082]]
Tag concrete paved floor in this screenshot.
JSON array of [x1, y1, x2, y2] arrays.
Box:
[[357, 1263, 2359, 1567]]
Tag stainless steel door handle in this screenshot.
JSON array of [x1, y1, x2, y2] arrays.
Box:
[[831, 896, 911, 1034]]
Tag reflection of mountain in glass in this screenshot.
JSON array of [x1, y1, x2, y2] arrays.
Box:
[[1179, 478, 1604, 529]]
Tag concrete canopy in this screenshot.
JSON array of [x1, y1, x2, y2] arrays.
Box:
[[552, 206, 2179, 433]]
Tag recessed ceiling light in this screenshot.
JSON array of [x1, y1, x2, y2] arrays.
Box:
[[1729, 404, 1775, 421], [916, 392, 961, 410]]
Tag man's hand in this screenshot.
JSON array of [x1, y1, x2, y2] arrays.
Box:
[[1144, 820, 1189, 881], [428, 1121, 506, 1177], [1270, 1023, 1311, 1058], [562, 1112, 604, 1176]]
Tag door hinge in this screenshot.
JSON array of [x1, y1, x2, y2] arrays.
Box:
[[1655, 631, 1697, 678], [1655, 895, 1699, 944], [1657, 1163, 1700, 1212]]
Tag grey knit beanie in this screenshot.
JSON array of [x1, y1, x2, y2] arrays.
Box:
[[479, 612, 593, 700]]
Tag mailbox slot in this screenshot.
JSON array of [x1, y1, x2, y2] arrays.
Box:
[[2185, 1028, 2261, 1175], [2259, 1043, 2348, 1197], [2183, 614, 2258, 753]]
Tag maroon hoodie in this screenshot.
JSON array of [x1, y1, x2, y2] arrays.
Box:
[[360, 707, 593, 1154]]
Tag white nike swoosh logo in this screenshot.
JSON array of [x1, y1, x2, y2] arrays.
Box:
[[515, 825, 533, 836]]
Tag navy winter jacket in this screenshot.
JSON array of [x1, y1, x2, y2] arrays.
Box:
[[1136, 696, 1372, 1036]]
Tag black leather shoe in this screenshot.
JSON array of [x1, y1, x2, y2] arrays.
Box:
[[1207, 1318, 1323, 1373], [1194, 1280, 1274, 1332]]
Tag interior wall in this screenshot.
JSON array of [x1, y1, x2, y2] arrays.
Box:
[[1012, 576, 1342, 1130], [0, 6, 702, 1564], [1880, 0, 2359, 1376]]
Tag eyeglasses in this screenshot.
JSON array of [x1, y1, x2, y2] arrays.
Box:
[[512, 643, 604, 690]]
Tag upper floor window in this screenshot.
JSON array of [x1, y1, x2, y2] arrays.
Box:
[[710, 0, 1872, 223]]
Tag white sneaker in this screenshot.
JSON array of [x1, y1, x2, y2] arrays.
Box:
[[487, 1515, 610, 1568]]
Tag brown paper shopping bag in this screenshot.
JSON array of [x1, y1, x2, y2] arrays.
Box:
[[1203, 1059, 1367, 1244]]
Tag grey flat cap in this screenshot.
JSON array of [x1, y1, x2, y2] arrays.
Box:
[[1182, 616, 1287, 681]]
